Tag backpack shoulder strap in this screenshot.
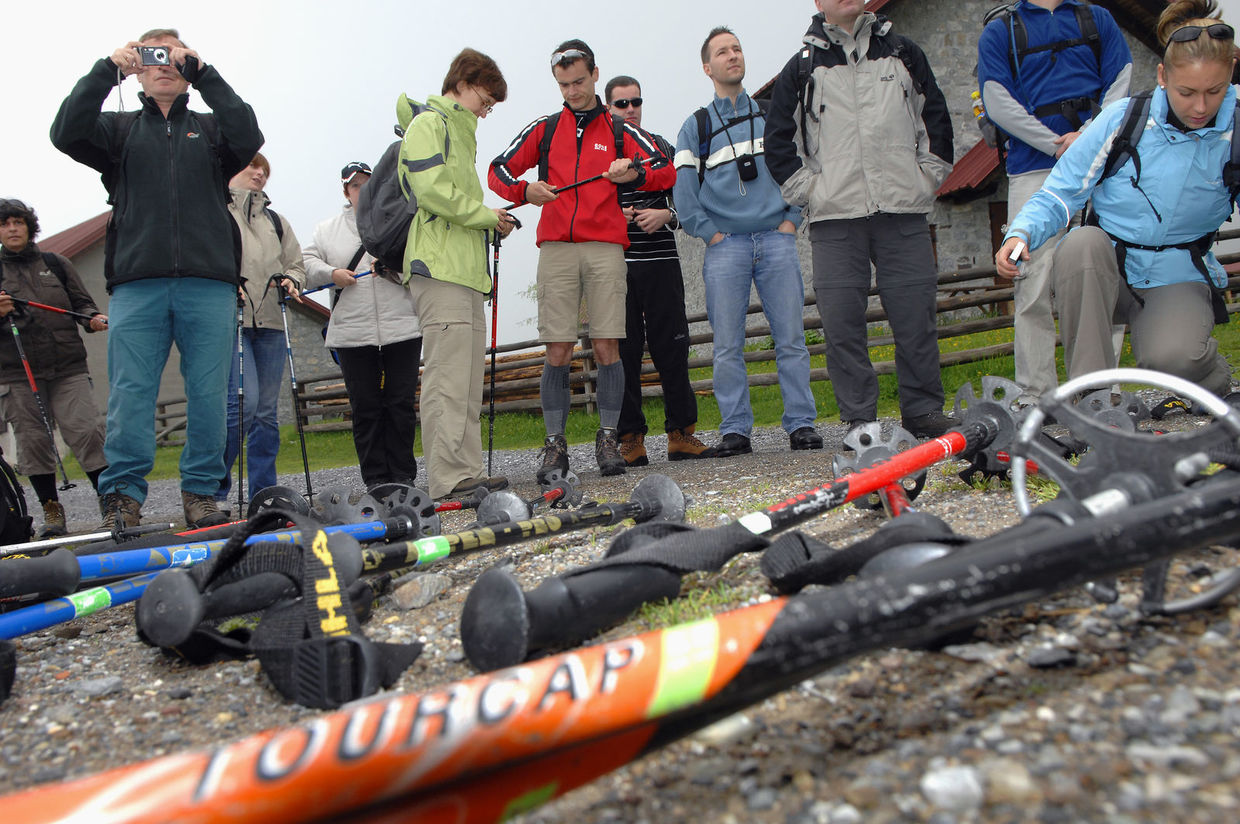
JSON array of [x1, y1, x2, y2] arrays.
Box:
[[1100, 90, 1152, 183], [611, 113, 625, 160], [1225, 102, 1240, 209], [1073, 2, 1104, 72], [265, 209, 285, 243], [883, 32, 925, 96], [537, 111, 562, 183], [39, 252, 71, 289], [694, 107, 712, 185]]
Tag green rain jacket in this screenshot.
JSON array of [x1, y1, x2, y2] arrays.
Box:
[[399, 94, 501, 295]]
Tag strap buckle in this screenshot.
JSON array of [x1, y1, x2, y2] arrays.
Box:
[[289, 635, 380, 709]]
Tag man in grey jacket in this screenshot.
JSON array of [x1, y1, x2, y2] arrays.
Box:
[[766, 0, 954, 440]]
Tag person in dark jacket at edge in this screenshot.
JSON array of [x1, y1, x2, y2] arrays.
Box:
[[50, 27, 263, 530], [0, 199, 109, 537], [765, 1, 956, 442]]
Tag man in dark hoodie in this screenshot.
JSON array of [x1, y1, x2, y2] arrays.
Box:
[[51, 28, 262, 530]]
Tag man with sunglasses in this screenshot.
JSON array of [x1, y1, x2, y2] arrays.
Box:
[[51, 28, 262, 530], [979, 0, 1132, 405], [604, 75, 715, 467], [489, 41, 675, 482]]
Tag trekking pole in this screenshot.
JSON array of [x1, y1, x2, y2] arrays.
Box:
[[234, 293, 246, 518], [502, 154, 657, 210], [0, 522, 173, 558], [271, 274, 314, 504], [298, 269, 373, 296], [9, 469, 1240, 824], [6, 297, 103, 325], [5, 317, 74, 491], [0, 514, 418, 638], [486, 215, 521, 475]]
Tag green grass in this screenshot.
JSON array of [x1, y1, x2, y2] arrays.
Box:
[[41, 316, 1240, 482]]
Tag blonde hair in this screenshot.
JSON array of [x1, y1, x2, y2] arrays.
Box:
[[1159, 0, 1233, 70]]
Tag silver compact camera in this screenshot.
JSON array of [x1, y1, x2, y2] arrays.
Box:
[[140, 46, 171, 66]]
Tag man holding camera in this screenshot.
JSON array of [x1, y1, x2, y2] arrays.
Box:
[[765, 0, 954, 440], [674, 27, 821, 458], [51, 28, 263, 529]]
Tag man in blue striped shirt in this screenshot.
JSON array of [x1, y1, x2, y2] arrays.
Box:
[[606, 75, 717, 466]]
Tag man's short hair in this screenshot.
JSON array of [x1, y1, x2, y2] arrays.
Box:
[[138, 27, 187, 47], [701, 26, 736, 64], [0, 199, 39, 240], [441, 47, 508, 102], [250, 152, 270, 177], [551, 39, 595, 73], [605, 75, 641, 103]]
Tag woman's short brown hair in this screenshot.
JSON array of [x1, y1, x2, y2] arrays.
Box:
[[441, 48, 507, 102]]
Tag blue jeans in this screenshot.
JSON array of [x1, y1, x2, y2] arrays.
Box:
[[218, 327, 287, 500], [100, 278, 236, 503], [702, 230, 816, 435]]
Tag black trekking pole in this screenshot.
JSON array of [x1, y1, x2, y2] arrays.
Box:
[[271, 274, 314, 505], [234, 292, 246, 518], [5, 318, 74, 491], [502, 155, 657, 210], [487, 214, 521, 476]]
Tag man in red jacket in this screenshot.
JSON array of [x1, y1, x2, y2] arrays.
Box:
[[490, 39, 675, 482]]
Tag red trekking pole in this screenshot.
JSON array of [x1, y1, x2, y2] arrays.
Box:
[[5, 317, 75, 491]]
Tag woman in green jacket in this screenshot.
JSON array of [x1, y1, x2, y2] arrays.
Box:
[[400, 48, 515, 500]]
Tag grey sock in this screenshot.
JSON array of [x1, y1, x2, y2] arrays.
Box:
[[597, 360, 624, 430], [540, 363, 572, 435]]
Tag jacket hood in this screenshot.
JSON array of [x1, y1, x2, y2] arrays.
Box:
[[0, 241, 38, 263], [804, 11, 891, 50], [396, 93, 424, 132]]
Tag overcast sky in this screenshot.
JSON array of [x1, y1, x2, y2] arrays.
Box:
[[6, 0, 1240, 343]]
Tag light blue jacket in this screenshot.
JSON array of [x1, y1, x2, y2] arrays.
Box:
[[674, 92, 802, 241], [1007, 85, 1236, 289]]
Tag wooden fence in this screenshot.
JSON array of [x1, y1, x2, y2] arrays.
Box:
[[154, 236, 1240, 443]]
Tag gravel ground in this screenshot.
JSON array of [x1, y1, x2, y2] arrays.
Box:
[[3, 404, 1240, 823]]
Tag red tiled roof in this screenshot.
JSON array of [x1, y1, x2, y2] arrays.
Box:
[[937, 139, 1003, 198], [39, 212, 109, 259]]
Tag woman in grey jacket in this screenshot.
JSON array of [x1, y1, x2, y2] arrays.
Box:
[[303, 163, 423, 490]]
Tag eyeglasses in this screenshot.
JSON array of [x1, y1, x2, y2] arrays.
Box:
[[611, 97, 643, 109], [550, 48, 589, 67], [473, 86, 495, 114], [1168, 23, 1235, 43]]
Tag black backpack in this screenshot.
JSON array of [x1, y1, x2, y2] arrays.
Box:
[[693, 98, 770, 185], [977, 2, 1105, 154], [0, 453, 32, 546], [355, 95, 439, 276], [536, 110, 626, 184]]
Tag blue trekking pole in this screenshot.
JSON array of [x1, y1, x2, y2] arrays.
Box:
[[299, 270, 373, 296]]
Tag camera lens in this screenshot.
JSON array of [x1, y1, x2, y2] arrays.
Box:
[[154, 49, 167, 62]]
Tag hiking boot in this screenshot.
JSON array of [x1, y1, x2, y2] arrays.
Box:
[[902, 410, 955, 439], [182, 491, 230, 529], [535, 434, 570, 485], [714, 432, 752, 458], [619, 432, 649, 466], [447, 476, 510, 498], [38, 500, 67, 538], [98, 492, 142, 531], [789, 426, 824, 451], [595, 428, 627, 477], [667, 425, 717, 460]]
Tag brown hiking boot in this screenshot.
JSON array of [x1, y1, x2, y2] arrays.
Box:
[[595, 428, 627, 477], [98, 492, 142, 531], [535, 434, 570, 485], [619, 432, 649, 467], [38, 500, 67, 538], [182, 491, 230, 529], [667, 425, 717, 461]]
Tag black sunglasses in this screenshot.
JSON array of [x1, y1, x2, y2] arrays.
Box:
[[611, 97, 643, 109], [1168, 23, 1235, 43]]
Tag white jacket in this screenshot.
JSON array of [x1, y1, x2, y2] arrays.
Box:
[[303, 204, 421, 348]]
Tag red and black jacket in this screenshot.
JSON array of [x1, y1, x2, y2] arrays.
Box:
[[488, 97, 675, 248]]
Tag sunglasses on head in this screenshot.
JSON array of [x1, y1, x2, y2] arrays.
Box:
[[611, 97, 643, 109], [1168, 22, 1235, 43], [550, 48, 589, 67]]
